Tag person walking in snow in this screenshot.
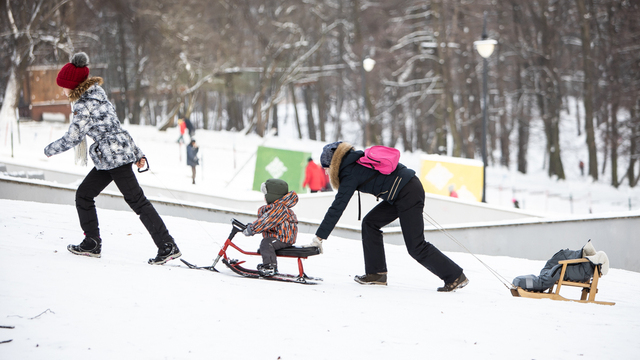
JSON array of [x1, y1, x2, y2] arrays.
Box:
[[176, 118, 187, 144], [241, 179, 299, 276], [184, 117, 196, 140], [44, 52, 181, 265], [311, 141, 468, 291], [302, 157, 326, 193], [186, 139, 199, 184]]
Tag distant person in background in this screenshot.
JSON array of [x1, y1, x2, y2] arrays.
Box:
[[184, 117, 196, 140], [176, 118, 187, 144], [187, 139, 199, 184], [513, 198, 520, 208], [579, 160, 585, 176], [302, 157, 326, 193], [448, 184, 458, 198], [44, 52, 181, 265]]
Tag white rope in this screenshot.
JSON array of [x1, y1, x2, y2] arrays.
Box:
[[423, 211, 514, 289]]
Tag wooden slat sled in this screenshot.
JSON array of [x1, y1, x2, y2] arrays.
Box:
[[511, 258, 615, 306]]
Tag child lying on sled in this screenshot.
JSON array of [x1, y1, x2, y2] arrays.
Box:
[[242, 179, 299, 276]]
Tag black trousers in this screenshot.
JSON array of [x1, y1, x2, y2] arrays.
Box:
[[361, 176, 463, 284], [76, 163, 172, 248]]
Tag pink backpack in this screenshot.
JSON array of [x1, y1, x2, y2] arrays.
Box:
[[356, 145, 400, 175]]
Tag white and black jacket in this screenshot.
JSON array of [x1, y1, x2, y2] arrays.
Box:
[[44, 77, 144, 170]]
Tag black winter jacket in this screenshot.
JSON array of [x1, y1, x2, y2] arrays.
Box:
[[316, 142, 416, 239], [187, 144, 199, 166]]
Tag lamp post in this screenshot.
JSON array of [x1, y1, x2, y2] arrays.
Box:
[[362, 55, 375, 146], [474, 13, 496, 203]]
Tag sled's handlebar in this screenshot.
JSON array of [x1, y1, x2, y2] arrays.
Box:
[[231, 218, 247, 231]]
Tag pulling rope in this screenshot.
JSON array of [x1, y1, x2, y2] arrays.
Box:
[[422, 211, 514, 289]]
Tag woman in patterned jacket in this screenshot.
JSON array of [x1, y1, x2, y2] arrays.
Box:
[[242, 179, 298, 276], [44, 52, 181, 265]]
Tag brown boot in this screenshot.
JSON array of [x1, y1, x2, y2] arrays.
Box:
[[437, 272, 469, 292], [354, 272, 387, 285]]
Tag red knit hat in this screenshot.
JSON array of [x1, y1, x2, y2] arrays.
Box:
[[56, 52, 90, 89]]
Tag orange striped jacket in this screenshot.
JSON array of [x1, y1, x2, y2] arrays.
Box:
[[249, 191, 298, 244]]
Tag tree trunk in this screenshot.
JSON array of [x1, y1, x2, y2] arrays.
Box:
[[611, 102, 619, 187], [627, 105, 639, 187], [289, 84, 303, 139], [516, 62, 529, 174], [601, 109, 609, 176], [317, 78, 327, 142], [225, 74, 242, 131], [530, 1, 565, 179], [434, 0, 462, 156], [271, 101, 279, 136], [576, 0, 598, 180], [303, 85, 317, 141], [116, 15, 130, 123], [216, 94, 223, 131], [0, 68, 20, 132], [202, 91, 209, 130]]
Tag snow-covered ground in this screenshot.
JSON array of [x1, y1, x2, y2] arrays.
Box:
[[1, 101, 640, 359], [3, 114, 639, 215], [1, 199, 639, 360]]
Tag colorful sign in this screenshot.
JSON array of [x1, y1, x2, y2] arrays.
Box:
[[253, 146, 310, 194], [419, 155, 484, 201]]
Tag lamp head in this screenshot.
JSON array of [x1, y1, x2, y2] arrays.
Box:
[[474, 39, 497, 58], [363, 57, 376, 72]]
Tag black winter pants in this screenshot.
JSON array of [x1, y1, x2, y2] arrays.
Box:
[[76, 163, 172, 248], [361, 176, 462, 284]]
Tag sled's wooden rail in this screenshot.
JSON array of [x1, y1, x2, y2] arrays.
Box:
[[511, 258, 615, 306]]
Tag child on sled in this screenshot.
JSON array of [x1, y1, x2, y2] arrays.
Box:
[[242, 179, 299, 276]]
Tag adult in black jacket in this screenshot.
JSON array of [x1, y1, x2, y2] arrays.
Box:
[[313, 141, 468, 291]]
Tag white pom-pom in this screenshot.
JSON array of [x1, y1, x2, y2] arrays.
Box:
[[70, 52, 89, 67]]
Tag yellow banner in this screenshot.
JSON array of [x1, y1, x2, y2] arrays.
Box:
[[419, 155, 484, 201]]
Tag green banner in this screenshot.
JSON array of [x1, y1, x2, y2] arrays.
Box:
[[253, 146, 310, 194]]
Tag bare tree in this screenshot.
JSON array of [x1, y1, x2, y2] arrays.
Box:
[[0, 0, 75, 131]]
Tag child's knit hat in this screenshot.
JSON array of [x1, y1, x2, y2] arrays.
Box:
[[262, 178, 289, 204], [57, 52, 90, 89]]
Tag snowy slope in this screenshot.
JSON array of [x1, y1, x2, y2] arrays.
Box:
[[3, 119, 640, 215], [1, 199, 639, 360], [2, 99, 640, 359]]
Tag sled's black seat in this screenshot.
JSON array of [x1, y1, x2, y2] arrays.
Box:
[[275, 246, 321, 258], [233, 219, 321, 258]]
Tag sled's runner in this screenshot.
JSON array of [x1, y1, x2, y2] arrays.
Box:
[[0, 325, 13, 345], [222, 259, 322, 284], [181, 218, 322, 284]]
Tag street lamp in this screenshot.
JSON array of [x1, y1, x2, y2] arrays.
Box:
[[474, 13, 496, 203], [362, 55, 375, 146]]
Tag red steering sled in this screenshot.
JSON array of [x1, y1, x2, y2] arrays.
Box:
[[181, 218, 322, 284]]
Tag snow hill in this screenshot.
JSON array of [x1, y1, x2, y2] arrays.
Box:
[[1, 108, 640, 359], [1, 198, 639, 359]]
